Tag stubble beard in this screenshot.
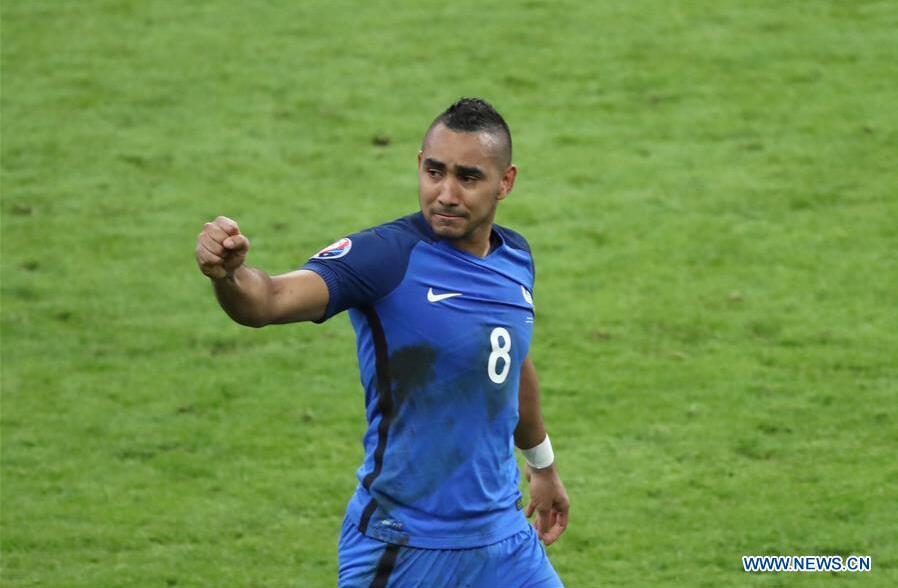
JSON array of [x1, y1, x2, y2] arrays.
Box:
[[428, 205, 496, 245]]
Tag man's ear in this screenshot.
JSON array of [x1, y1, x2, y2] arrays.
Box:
[[497, 164, 518, 201]]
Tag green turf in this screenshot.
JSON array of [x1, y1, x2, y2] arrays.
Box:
[[2, 0, 897, 586]]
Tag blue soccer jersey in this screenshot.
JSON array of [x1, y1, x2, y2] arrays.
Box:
[[303, 212, 536, 549]]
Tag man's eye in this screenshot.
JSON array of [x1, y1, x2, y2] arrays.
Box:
[[426, 169, 441, 178], [462, 175, 478, 183]]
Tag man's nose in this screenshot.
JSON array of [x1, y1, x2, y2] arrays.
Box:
[[437, 177, 461, 206]]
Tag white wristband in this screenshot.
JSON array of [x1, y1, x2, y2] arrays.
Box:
[[520, 435, 554, 469]]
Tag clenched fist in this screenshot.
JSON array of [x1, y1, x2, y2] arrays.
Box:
[[196, 216, 250, 280]]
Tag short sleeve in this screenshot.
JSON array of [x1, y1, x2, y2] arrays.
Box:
[[495, 224, 535, 290], [302, 225, 416, 321]]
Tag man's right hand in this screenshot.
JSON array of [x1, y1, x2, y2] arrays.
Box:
[[196, 216, 250, 280]]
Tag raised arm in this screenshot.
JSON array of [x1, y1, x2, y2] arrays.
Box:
[[516, 355, 570, 546], [195, 216, 329, 327]]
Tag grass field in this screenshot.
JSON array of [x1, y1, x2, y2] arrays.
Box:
[[2, 1, 897, 586]]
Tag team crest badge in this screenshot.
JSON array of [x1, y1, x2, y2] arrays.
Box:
[[311, 237, 352, 259]]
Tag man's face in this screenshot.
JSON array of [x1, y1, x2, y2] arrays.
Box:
[[418, 123, 516, 244]]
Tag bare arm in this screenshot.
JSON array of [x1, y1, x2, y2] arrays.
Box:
[[515, 355, 548, 450], [212, 267, 328, 327], [196, 216, 329, 327], [516, 355, 570, 546]]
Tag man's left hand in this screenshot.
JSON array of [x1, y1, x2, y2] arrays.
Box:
[[525, 463, 570, 546]]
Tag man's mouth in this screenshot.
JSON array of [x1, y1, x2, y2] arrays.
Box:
[[433, 211, 465, 220]]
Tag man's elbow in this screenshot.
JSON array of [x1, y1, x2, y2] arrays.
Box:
[[225, 310, 270, 328]]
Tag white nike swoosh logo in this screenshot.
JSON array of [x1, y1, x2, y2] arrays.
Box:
[[427, 288, 463, 303]]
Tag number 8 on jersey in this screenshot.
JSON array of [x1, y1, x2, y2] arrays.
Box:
[[488, 327, 512, 384]]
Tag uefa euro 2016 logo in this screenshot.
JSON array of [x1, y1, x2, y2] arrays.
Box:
[[312, 237, 352, 259]]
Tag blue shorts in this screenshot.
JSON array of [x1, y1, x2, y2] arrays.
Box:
[[337, 515, 564, 588]]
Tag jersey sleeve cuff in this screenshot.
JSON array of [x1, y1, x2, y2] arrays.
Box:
[[301, 261, 342, 323]]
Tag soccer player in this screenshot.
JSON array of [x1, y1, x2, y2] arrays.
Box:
[[195, 98, 569, 587]]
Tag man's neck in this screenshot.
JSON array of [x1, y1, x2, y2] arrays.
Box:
[[447, 223, 495, 258]]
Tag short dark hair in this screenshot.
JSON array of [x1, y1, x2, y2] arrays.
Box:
[[426, 98, 512, 167]]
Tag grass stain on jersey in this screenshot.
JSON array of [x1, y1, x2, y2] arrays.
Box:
[[388, 345, 437, 405]]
